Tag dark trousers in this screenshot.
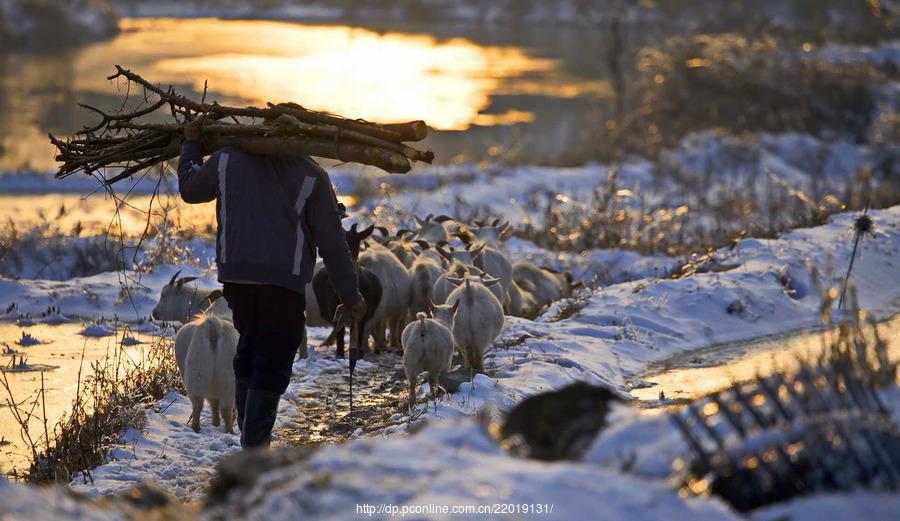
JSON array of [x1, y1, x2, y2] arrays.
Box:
[[223, 283, 306, 394]]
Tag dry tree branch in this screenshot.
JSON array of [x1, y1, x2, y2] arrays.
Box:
[[50, 66, 434, 185]]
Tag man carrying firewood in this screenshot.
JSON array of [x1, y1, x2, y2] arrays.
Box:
[[176, 118, 367, 448]]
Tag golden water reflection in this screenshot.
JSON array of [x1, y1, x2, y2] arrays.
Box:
[[79, 18, 560, 130], [0, 193, 356, 237], [631, 315, 899, 404]]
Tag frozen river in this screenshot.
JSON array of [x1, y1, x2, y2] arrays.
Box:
[[0, 319, 165, 476], [631, 314, 900, 405]]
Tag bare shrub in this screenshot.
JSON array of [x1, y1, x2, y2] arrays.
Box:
[[598, 34, 893, 161], [1, 329, 183, 484], [0, 211, 127, 280]]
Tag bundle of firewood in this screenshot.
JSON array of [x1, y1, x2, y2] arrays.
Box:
[[50, 66, 434, 185]]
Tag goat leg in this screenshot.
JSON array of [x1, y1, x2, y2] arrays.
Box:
[[371, 321, 387, 353], [389, 317, 405, 350], [335, 326, 346, 359], [408, 379, 417, 414], [222, 405, 235, 434], [190, 396, 204, 433], [209, 398, 221, 427]]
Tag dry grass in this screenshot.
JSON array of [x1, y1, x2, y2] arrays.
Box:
[[0, 206, 126, 279], [1, 329, 183, 484], [810, 269, 896, 387], [515, 161, 896, 257], [0, 195, 215, 279], [594, 33, 896, 163]]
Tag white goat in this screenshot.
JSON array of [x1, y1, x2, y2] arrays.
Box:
[[205, 294, 234, 321], [432, 259, 501, 305], [414, 214, 450, 244], [408, 254, 445, 315], [372, 228, 420, 268], [446, 276, 505, 373], [417, 247, 448, 268], [174, 313, 238, 433], [359, 243, 412, 350], [437, 242, 512, 308], [465, 220, 511, 248], [512, 262, 572, 309], [401, 302, 457, 412], [507, 279, 541, 318], [151, 271, 228, 323]]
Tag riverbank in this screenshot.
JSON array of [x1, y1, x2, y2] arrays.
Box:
[[52, 206, 900, 502], [0, 0, 119, 49]]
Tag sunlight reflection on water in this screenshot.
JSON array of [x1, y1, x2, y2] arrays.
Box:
[[631, 315, 899, 404], [0, 17, 613, 171], [0, 192, 356, 237], [132, 19, 557, 130]]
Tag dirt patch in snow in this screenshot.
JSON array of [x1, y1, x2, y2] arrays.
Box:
[[278, 352, 408, 446]]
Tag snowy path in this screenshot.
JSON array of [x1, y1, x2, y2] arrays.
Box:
[[67, 327, 407, 502]]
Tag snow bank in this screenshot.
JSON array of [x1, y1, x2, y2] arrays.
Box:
[[0, 264, 215, 321], [70, 392, 241, 499], [0, 170, 176, 195], [0, 205, 898, 519], [55, 206, 900, 504], [376, 206, 899, 431], [204, 415, 734, 521], [355, 130, 894, 233]]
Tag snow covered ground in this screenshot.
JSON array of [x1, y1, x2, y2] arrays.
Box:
[[0, 205, 893, 519], [2, 128, 890, 285], [379, 206, 900, 425], [0, 130, 896, 518]]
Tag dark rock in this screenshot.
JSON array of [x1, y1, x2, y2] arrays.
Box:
[[438, 367, 472, 394], [206, 446, 317, 506], [114, 482, 176, 510], [726, 300, 745, 315], [498, 382, 623, 461]]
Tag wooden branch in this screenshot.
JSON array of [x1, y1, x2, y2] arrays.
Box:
[[77, 99, 167, 135], [108, 66, 428, 143], [211, 136, 411, 174], [110, 117, 435, 164], [52, 66, 434, 184]]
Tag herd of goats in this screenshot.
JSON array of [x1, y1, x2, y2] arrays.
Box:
[[150, 215, 581, 433]]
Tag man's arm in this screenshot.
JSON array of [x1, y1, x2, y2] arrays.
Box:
[[306, 172, 362, 307], [177, 140, 220, 204]]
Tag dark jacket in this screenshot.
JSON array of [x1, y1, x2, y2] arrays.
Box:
[[177, 140, 360, 305]]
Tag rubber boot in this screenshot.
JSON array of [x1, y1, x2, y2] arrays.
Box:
[[241, 389, 280, 449], [235, 380, 249, 432]]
